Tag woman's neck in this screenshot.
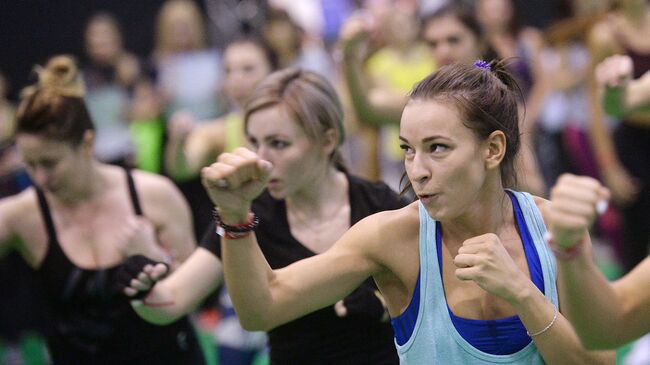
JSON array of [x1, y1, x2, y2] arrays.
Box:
[[51, 162, 107, 207], [285, 167, 347, 219], [439, 185, 512, 248]]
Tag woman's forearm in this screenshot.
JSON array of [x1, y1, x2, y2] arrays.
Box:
[[164, 134, 195, 181], [131, 248, 223, 325], [587, 77, 619, 170], [220, 226, 374, 331], [342, 43, 402, 127], [220, 233, 277, 331], [131, 281, 188, 325], [511, 282, 615, 364], [557, 252, 632, 348]]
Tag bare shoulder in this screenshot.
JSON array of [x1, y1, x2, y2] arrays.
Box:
[[0, 187, 44, 254], [131, 169, 178, 194], [129, 169, 186, 211], [0, 187, 39, 222]]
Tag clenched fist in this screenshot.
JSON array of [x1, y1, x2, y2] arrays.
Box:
[[546, 174, 610, 249], [201, 147, 272, 223]]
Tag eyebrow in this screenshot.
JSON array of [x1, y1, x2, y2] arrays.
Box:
[[399, 135, 449, 143], [263, 134, 290, 141]]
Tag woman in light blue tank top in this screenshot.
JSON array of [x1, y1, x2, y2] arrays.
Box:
[[197, 61, 615, 364]]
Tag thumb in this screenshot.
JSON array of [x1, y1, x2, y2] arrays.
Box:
[[258, 159, 272, 172], [596, 186, 611, 215], [257, 159, 273, 181]]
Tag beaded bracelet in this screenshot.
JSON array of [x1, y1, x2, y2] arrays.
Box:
[[214, 208, 259, 240], [526, 306, 558, 337]]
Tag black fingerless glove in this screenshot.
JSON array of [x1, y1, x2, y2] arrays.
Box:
[[342, 284, 387, 322], [115, 255, 169, 300]]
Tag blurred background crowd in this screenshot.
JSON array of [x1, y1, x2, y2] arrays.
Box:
[[0, 0, 649, 364]]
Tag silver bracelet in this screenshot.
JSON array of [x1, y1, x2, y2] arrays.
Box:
[[526, 307, 558, 337]]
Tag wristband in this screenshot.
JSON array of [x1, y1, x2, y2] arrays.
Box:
[[214, 208, 259, 240], [544, 232, 584, 261]]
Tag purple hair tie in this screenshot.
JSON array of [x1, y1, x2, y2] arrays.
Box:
[[473, 60, 491, 71]]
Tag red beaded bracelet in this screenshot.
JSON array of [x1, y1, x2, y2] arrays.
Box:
[[544, 232, 584, 261], [214, 209, 259, 240]]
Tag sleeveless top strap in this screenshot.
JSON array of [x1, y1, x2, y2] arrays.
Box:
[[35, 188, 58, 242], [125, 168, 143, 216], [506, 190, 557, 291]]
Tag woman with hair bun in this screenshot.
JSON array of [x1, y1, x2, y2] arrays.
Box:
[[0, 55, 205, 364], [200, 61, 614, 364]]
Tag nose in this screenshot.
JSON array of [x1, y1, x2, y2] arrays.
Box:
[[435, 42, 453, 63], [256, 144, 273, 162], [406, 152, 431, 186]]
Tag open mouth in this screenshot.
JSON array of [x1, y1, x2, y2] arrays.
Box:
[[418, 193, 437, 203]]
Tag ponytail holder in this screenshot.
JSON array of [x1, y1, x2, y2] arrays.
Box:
[[473, 60, 491, 71]]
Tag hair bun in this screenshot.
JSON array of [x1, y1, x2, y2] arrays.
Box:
[[37, 55, 85, 97]]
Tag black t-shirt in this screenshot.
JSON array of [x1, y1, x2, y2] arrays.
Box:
[[201, 174, 407, 364]]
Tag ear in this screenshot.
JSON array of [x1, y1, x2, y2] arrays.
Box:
[[321, 128, 338, 156], [484, 130, 506, 171]]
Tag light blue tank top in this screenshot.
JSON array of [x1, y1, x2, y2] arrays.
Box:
[[393, 190, 558, 364]]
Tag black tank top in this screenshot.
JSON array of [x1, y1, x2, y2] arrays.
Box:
[[35, 169, 205, 365]]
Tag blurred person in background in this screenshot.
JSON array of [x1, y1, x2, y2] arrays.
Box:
[[262, 6, 334, 79], [341, 1, 435, 190], [0, 55, 204, 364], [153, 0, 223, 120], [597, 54, 650, 117], [203, 0, 269, 50], [586, 0, 650, 273], [339, 3, 488, 182], [165, 36, 277, 182], [83, 12, 140, 168]]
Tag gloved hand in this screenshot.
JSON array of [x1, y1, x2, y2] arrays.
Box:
[[115, 255, 169, 300], [334, 284, 389, 322]]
